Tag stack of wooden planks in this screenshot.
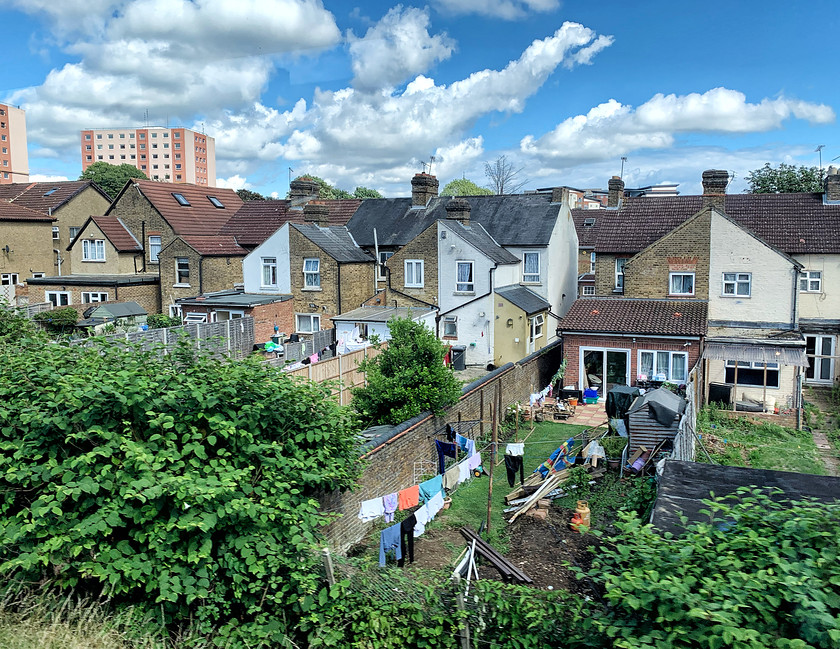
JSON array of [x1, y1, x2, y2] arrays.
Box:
[[459, 527, 532, 584]]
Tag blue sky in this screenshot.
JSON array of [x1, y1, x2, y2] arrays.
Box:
[[2, 0, 837, 197]]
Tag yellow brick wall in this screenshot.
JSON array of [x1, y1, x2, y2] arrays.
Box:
[[70, 221, 140, 274], [387, 223, 438, 306], [54, 187, 112, 272], [0, 221, 55, 279]]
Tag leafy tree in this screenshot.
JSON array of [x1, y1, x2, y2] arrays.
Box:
[[0, 337, 362, 646], [352, 317, 461, 426], [235, 188, 267, 201], [440, 178, 493, 196], [485, 155, 527, 194], [146, 313, 182, 329], [0, 300, 37, 343], [79, 162, 147, 200], [31, 306, 78, 332], [746, 162, 825, 193], [579, 488, 840, 648], [352, 186, 383, 199]]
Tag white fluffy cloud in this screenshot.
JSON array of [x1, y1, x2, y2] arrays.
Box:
[[521, 87, 836, 166], [29, 174, 71, 182], [348, 6, 455, 90], [216, 174, 248, 190], [433, 0, 559, 20]]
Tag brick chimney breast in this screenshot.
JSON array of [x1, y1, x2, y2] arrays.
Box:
[[702, 169, 729, 210], [303, 201, 329, 226], [411, 173, 439, 207], [607, 176, 624, 208], [825, 165, 840, 202], [445, 197, 471, 225]]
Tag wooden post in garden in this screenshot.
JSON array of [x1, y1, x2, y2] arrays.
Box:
[[479, 390, 484, 436], [322, 548, 336, 586], [486, 382, 499, 535]]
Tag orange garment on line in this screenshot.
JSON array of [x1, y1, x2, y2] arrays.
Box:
[[397, 484, 420, 510]]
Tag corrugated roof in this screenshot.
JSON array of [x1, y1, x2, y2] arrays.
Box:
[[123, 180, 243, 236], [495, 284, 551, 315], [446, 221, 519, 265], [89, 216, 142, 251], [0, 180, 109, 213], [181, 235, 248, 256], [702, 342, 809, 366], [576, 192, 840, 254], [0, 200, 55, 222], [291, 224, 373, 263], [332, 305, 436, 323], [558, 298, 707, 337]]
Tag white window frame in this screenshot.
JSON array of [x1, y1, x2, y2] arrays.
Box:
[[261, 257, 278, 287], [582, 285, 595, 296], [669, 272, 695, 296], [638, 350, 689, 383], [52, 226, 60, 240], [184, 312, 207, 323], [529, 314, 544, 340], [303, 258, 321, 289], [800, 270, 822, 293], [456, 261, 474, 293], [589, 251, 596, 273], [81, 292, 108, 304], [31, 272, 46, 279], [296, 313, 321, 333], [377, 251, 393, 281], [615, 258, 627, 291], [2, 273, 20, 285], [148, 235, 161, 263], [175, 257, 190, 286], [724, 360, 780, 388], [722, 272, 751, 297], [69, 226, 81, 240], [45, 291, 71, 307], [82, 239, 106, 261], [523, 252, 540, 284], [443, 316, 458, 338], [404, 259, 424, 288], [805, 335, 835, 383]]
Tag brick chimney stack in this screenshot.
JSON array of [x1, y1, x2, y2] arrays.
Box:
[[702, 169, 729, 210], [289, 178, 319, 200], [825, 166, 840, 202], [411, 173, 439, 207], [607, 176, 624, 207], [303, 202, 329, 226], [445, 197, 471, 225]]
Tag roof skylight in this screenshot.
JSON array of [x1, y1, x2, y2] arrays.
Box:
[[172, 193, 191, 206]]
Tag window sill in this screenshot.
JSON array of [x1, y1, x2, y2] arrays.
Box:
[[405, 285, 424, 289], [82, 259, 106, 263], [173, 283, 191, 288], [800, 290, 822, 294], [667, 294, 695, 298], [443, 335, 458, 340], [721, 295, 751, 298], [612, 288, 624, 293], [260, 285, 278, 290], [454, 291, 475, 296], [301, 287, 322, 292]]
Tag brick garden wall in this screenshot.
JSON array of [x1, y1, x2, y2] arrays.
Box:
[[319, 339, 564, 553]]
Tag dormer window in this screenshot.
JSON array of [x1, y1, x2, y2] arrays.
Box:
[[172, 193, 191, 206], [207, 196, 224, 208]]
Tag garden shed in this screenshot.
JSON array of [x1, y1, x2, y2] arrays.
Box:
[[626, 388, 686, 454]]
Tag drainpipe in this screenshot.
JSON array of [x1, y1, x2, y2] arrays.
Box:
[[791, 265, 799, 331], [198, 256, 204, 295], [337, 263, 342, 315], [53, 249, 62, 276], [141, 221, 146, 272]]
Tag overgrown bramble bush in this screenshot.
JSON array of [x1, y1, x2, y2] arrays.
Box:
[[0, 336, 362, 647]]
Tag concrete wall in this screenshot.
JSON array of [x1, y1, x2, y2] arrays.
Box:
[[706, 359, 799, 412], [793, 253, 840, 324], [319, 339, 564, 553], [492, 295, 547, 366], [244, 225, 292, 294]]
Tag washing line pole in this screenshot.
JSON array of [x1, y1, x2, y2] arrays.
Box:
[[486, 381, 500, 535]]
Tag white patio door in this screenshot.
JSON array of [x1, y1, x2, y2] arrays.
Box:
[[805, 335, 835, 383]]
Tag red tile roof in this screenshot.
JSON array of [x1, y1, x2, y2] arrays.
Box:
[[125, 181, 243, 236], [219, 200, 293, 247], [90, 216, 142, 251], [0, 181, 109, 213], [574, 192, 840, 255], [558, 298, 707, 336], [0, 200, 55, 222], [325, 199, 363, 225], [181, 235, 247, 256]]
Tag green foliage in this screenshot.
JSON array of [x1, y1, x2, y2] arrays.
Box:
[[31, 307, 78, 331], [566, 465, 591, 499], [440, 178, 493, 196], [79, 162, 147, 200], [0, 302, 37, 343], [746, 162, 825, 194], [600, 435, 627, 459], [145, 313, 182, 329], [0, 337, 362, 646], [235, 188, 267, 201], [580, 490, 840, 648], [352, 186, 383, 199], [352, 318, 461, 426]]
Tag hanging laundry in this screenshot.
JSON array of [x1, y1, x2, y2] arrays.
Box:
[[456, 434, 468, 454], [398, 485, 420, 510], [465, 438, 476, 457], [505, 455, 525, 488], [309, 353, 319, 364], [547, 384, 553, 398], [396, 514, 417, 567], [419, 474, 443, 503], [358, 497, 385, 522], [443, 463, 461, 491], [467, 452, 482, 472], [445, 423, 455, 442], [426, 491, 445, 519], [413, 504, 430, 537], [435, 439, 457, 474], [457, 458, 471, 483], [379, 522, 402, 567], [505, 442, 524, 457], [382, 492, 398, 523]]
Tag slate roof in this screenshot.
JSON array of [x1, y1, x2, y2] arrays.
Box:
[[26, 274, 159, 286], [87, 301, 147, 318], [0, 180, 110, 213], [446, 221, 519, 265], [291, 224, 373, 263], [558, 298, 707, 336], [181, 235, 248, 256], [0, 200, 55, 222], [85, 216, 142, 252], [347, 193, 560, 248], [574, 193, 840, 255], [119, 180, 243, 236], [495, 284, 551, 315], [332, 305, 436, 323], [176, 290, 293, 307]]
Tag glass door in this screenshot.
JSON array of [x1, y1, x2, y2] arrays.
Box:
[[581, 348, 629, 397], [806, 335, 835, 383]]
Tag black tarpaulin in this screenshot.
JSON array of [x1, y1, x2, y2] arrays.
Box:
[[606, 385, 641, 419]]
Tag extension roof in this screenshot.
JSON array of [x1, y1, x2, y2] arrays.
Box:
[[85, 301, 147, 319], [26, 273, 159, 286], [347, 193, 560, 248], [332, 305, 436, 323], [291, 224, 373, 263], [0, 180, 110, 213], [0, 200, 55, 222], [115, 180, 243, 237], [558, 298, 707, 337], [574, 193, 840, 255], [180, 235, 248, 256], [70, 216, 142, 252], [495, 284, 551, 315], [176, 290, 293, 307], [445, 221, 519, 265]]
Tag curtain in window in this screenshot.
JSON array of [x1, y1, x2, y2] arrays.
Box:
[[672, 354, 687, 382], [524, 254, 539, 281], [639, 352, 653, 379], [457, 262, 472, 290], [304, 259, 320, 287]]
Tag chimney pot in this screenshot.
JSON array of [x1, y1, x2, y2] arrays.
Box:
[[702, 169, 729, 210], [825, 166, 840, 202], [411, 173, 439, 207], [290, 178, 320, 200], [607, 176, 624, 208]]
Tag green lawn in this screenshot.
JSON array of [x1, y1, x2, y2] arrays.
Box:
[[697, 406, 825, 475]]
